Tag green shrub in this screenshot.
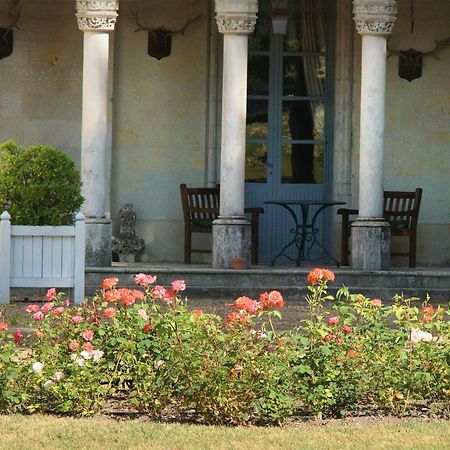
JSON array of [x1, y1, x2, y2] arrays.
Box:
[[0, 141, 84, 225]]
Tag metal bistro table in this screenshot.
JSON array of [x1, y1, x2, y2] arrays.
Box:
[[264, 200, 346, 266]]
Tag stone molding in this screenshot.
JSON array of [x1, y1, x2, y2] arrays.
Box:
[[215, 0, 258, 35], [353, 0, 397, 36], [76, 0, 119, 31]]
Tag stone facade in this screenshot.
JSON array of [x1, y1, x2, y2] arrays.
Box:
[[0, 0, 448, 267]]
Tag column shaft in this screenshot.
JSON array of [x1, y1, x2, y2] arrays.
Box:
[[220, 34, 248, 217], [359, 35, 386, 219], [81, 32, 109, 219]]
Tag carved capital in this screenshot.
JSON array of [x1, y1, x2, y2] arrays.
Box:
[[353, 0, 397, 36], [215, 0, 258, 35], [76, 0, 119, 32]]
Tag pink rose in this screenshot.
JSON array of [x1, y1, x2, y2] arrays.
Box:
[[327, 316, 339, 326], [342, 325, 352, 334], [371, 299, 382, 307], [72, 316, 83, 324], [46, 288, 57, 301], [171, 280, 186, 292], [25, 304, 41, 313], [41, 302, 54, 313], [33, 311, 45, 321], [83, 342, 94, 352], [68, 341, 79, 351], [134, 273, 157, 287], [13, 329, 23, 345], [52, 306, 65, 316], [82, 330, 94, 342]]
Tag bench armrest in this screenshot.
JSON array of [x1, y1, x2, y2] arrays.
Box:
[[337, 208, 358, 216]]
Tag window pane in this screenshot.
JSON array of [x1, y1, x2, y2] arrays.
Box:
[[281, 143, 324, 184], [246, 143, 268, 183], [281, 101, 325, 141], [249, 13, 270, 52], [248, 55, 269, 95], [283, 56, 326, 97], [247, 99, 269, 139]]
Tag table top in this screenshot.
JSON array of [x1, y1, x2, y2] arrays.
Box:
[[265, 200, 346, 207]]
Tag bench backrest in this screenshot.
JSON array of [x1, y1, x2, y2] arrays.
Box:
[[383, 189, 422, 230], [180, 184, 220, 225]]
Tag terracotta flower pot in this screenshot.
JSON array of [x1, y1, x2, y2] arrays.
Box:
[[231, 257, 247, 270]]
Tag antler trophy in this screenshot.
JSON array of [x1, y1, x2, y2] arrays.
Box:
[[0, 0, 21, 59], [131, 10, 201, 60], [388, 37, 450, 82]]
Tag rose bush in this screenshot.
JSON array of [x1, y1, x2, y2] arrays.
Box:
[[0, 269, 448, 423]]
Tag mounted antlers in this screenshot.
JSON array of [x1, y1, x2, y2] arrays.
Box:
[[1, 0, 21, 59], [388, 36, 450, 59], [131, 10, 201, 38], [387, 36, 450, 82], [130, 10, 202, 60]]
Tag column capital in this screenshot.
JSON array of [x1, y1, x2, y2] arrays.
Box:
[[353, 0, 397, 36], [215, 0, 258, 35], [76, 0, 119, 32]]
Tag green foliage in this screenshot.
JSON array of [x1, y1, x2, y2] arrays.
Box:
[[0, 141, 84, 225], [0, 273, 449, 424]]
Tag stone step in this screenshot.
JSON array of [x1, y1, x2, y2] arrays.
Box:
[[85, 265, 450, 302]]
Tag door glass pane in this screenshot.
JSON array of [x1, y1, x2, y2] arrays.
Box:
[[281, 143, 324, 184], [247, 99, 269, 139], [281, 101, 325, 141], [246, 143, 268, 183], [283, 56, 326, 97], [248, 55, 269, 95], [284, 0, 327, 53]]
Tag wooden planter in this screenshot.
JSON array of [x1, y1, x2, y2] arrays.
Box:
[[0, 211, 85, 305]]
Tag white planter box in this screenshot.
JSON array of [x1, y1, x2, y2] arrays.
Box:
[[0, 211, 85, 304]]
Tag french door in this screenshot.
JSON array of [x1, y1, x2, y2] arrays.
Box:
[[245, 0, 333, 264]]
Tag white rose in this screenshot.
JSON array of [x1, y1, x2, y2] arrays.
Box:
[[75, 358, 86, 367], [80, 350, 92, 360], [52, 371, 65, 381], [92, 350, 104, 363], [43, 380, 55, 389], [410, 328, 433, 344], [32, 362, 44, 373], [154, 360, 165, 369]]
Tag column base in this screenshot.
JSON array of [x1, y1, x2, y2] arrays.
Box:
[[351, 219, 390, 270], [85, 217, 112, 267], [212, 217, 251, 269]]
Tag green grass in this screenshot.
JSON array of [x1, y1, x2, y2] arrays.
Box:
[[0, 415, 449, 450]]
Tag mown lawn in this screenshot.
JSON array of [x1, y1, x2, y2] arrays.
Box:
[[0, 415, 449, 450]]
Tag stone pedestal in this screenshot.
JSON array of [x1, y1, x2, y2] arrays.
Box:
[[351, 219, 390, 270], [85, 219, 112, 267], [212, 218, 251, 269]]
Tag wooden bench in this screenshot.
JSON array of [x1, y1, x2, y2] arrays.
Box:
[[337, 188, 422, 268], [180, 184, 264, 265]]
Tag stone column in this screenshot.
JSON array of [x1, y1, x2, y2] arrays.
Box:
[[76, 0, 118, 267], [351, 0, 397, 270], [212, 0, 257, 269]]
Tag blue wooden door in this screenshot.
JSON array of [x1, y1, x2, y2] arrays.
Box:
[[245, 0, 333, 264]]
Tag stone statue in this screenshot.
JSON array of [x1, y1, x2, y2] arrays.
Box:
[[112, 204, 145, 262]]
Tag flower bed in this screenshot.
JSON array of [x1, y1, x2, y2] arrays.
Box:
[[0, 269, 449, 424]]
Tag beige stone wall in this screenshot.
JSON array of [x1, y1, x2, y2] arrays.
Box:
[[350, 0, 450, 266], [0, 1, 82, 166], [0, 0, 211, 263], [1, 0, 447, 266], [110, 0, 210, 262]]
